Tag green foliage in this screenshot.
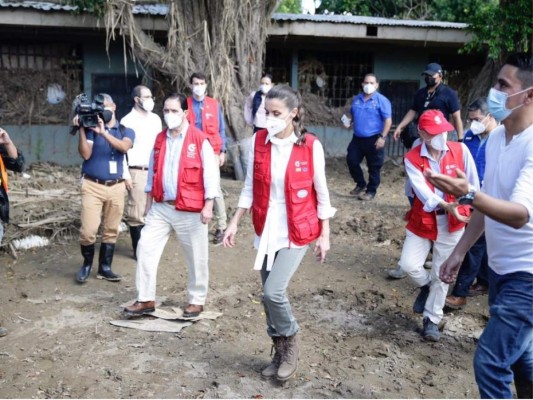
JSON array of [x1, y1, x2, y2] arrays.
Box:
[[66, 0, 107, 16], [276, 0, 302, 13], [463, 0, 532, 60]]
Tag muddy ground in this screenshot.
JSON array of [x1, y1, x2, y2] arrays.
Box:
[[0, 157, 491, 399]]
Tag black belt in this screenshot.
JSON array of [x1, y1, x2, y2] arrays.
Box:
[[83, 175, 125, 187], [129, 166, 149, 171], [435, 209, 447, 215]]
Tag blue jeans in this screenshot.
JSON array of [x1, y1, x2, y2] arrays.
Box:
[[346, 135, 385, 195], [474, 269, 533, 398], [452, 234, 489, 297]]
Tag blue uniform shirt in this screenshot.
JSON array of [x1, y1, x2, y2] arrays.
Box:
[[350, 92, 392, 138], [463, 129, 488, 184], [82, 123, 135, 180]]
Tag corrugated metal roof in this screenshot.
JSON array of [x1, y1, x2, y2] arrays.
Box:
[[272, 13, 468, 29], [0, 1, 168, 15], [0, 2, 467, 29]]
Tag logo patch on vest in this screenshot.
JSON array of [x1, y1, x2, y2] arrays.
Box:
[[445, 164, 457, 175], [187, 144, 197, 158], [297, 189, 308, 199]]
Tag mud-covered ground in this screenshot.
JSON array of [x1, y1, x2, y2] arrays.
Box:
[[0, 158, 491, 399]]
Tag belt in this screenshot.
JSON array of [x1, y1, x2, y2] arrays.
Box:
[[129, 166, 149, 171], [164, 200, 176, 205], [83, 175, 125, 187], [435, 209, 447, 215]]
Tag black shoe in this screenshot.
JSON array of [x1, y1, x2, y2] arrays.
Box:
[[97, 243, 122, 282], [349, 186, 365, 196], [76, 244, 95, 283], [413, 284, 430, 314], [129, 225, 144, 260], [213, 229, 224, 245]]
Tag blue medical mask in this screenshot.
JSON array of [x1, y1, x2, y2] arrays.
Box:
[[487, 87, 530, 122]]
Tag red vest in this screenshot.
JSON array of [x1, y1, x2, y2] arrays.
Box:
[[151, 126, 207, 213], [404, 142, 471, 240], [186, 96, 222, 154], [251, 130, 321, 246]]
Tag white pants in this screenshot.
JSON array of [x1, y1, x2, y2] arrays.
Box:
[[399, 215, 464, 324], [136, 202, 209, 305]]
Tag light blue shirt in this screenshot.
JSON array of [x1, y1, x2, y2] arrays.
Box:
[[191, 97, 227, 152]]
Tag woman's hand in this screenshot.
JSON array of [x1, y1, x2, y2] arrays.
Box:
[[223, 222, 238, 248], [314, 233, 330, 264]]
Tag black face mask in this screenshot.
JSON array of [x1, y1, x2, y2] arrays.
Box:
[[102, 109, 114, 123], [425, 76, 437, 87]]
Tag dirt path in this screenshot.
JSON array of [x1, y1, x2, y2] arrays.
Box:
[[0, 159, 489, 398]]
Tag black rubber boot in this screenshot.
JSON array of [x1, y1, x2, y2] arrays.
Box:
[[129, 225, 144, 260], [97, 243, 122, 282], [76, 244, 95, 283]]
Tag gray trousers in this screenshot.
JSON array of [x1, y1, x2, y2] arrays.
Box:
[[260, 246, 308, 338]]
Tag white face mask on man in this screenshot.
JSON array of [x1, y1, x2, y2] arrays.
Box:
[[429, 132, 448, 151], [164, 113, 183, 130], [141, 98, 155, 112], [363, 83, 377, 95], [193, 85, 207, 98]]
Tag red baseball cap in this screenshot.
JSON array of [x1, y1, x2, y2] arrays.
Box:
[[418, 109, 455, 135]]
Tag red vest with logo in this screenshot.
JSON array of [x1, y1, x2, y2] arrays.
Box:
[[186, 96, 222, 154], [251, 129, 321, 246], [404, 141, 471, 240], [151, 126, 207, 212]]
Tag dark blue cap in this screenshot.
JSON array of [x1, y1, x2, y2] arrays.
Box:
[[422, 63, 443, 76]]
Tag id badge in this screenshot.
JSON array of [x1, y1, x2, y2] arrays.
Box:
[[109, 161, 117, 174]]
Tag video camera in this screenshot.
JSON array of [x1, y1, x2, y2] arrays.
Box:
[[69, 93, 106, 135]]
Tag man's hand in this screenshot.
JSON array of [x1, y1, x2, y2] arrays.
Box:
[[375, 136, 386, 150], [439, 253, 465, 284], [200, 199, 214, 224], [393, 126, 403, 141], [219, 152, 226, 167], [125, 179, 133, 191], [424, 169, 469, 197], [143, 195, 153, 217], [92, 116, 107, 135], [0, 128, 12, 145]]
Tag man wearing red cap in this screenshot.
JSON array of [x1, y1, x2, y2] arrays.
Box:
[[399, 109, 479, 341]]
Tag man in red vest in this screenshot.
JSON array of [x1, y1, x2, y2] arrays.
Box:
[[399, 109, 479, 341], [187, 72, 227, 245], [123, 93, 219, 318]]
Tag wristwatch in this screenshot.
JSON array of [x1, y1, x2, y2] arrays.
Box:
[[457, 184, 477, 205]]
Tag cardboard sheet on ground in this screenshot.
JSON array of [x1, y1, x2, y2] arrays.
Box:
[[111, 301, 223, 332]]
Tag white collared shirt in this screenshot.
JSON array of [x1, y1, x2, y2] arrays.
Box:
[[404, 142, 479, 212], [243, 91, 267, 129], [238, 132, 336, 270], [120, 108, 162, 179], [145, 121, 219, 201], [482, 124, 533, 275]]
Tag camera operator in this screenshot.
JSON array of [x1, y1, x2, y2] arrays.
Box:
[[0, 127, 24, 338], [74, 93, 135, 284]]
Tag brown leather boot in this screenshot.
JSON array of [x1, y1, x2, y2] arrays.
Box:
[[261, 337, 283, 378], [277, 333, 299, 381], [445, 295, 467, 309]]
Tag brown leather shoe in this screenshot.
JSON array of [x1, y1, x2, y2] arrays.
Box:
[[468, 283, 488, 297], [123, 301, 155, 315], [445, 295, 467, 309], [183, 304, 203, 318]]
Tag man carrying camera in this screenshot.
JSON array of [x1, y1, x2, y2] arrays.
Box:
[[0, 127, 24, 337], [74, 93, 135, 283]]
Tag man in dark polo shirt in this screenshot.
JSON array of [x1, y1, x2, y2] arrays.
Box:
[[393, 62, 464, 143], [75, 93, 135, 283]]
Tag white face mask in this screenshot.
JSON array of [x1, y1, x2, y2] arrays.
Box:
[[430, 132, 448, 151], [192, 85, 206, 97], [164, 113, 183, 130], [363, 83, 377, 95], [260, 84, 272, 94], [265, 116, 288, 139], [141, 98, 154, 112], [470, 116, 489, 135]]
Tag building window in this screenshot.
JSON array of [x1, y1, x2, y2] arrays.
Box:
[[0, 43, 82, 125]]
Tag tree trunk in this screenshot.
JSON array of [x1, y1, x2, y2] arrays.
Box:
[[104, 0, 279, 179]]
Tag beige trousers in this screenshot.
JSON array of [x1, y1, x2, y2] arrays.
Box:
[[125, 169, 148, 226], [79, 179, 126, 245], [213, 154, 227, 230]]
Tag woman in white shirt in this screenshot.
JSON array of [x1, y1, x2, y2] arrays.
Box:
[[224, 85, 335, 381], [243, 73, 273, 132]]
